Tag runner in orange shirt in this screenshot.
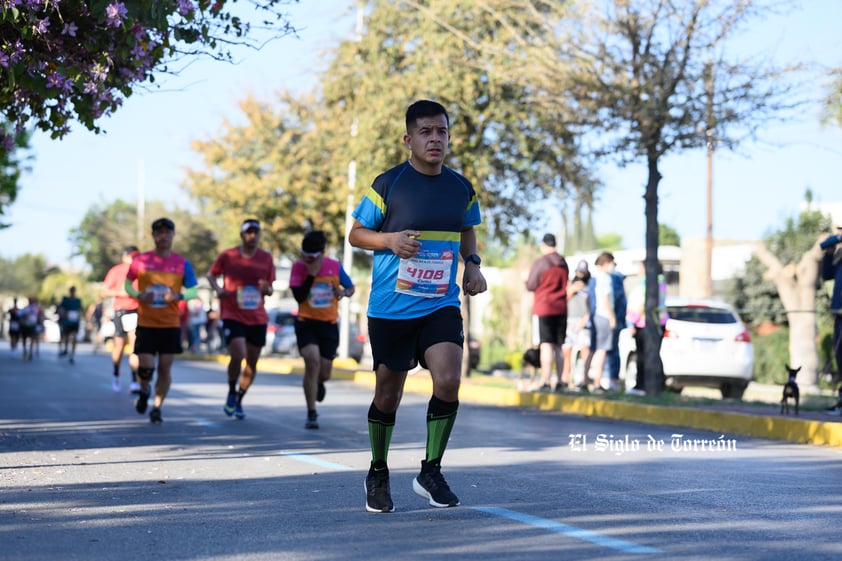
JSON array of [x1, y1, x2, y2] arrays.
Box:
[[124, 218, 199, 424]]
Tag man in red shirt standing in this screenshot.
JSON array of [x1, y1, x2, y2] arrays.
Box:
[[207, 219, 276, 420], [525, 234, 569, 391], [101, 246, 141, 393]]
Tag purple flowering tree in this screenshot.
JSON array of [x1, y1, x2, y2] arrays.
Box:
[[0, 0, 296, 221], [0, 0, 296, 140]]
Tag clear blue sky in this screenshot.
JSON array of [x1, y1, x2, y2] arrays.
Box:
[[1, 1, 840, 267]]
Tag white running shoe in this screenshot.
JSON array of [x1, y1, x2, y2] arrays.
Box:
[[112, 378, 121, 393], [129, 381, 141, 394]]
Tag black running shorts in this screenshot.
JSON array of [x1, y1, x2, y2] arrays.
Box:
[[222, 319, 268, 348], [294, 318, 339, 360], [368, 306, 464, 372], [134, 326, 183, 355]]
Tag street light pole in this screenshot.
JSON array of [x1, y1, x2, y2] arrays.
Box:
[[704, 60, 715, 299], [338, 2, 364, 359], [137, 159, 145, 244]]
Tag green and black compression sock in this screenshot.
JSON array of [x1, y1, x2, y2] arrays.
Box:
[[367, 403, 396, 468], [425, 396, 459, 467]]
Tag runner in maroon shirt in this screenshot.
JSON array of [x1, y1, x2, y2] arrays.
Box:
[[207, 219, 276, 420]]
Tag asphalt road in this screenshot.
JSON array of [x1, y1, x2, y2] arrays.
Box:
[[2, 341, 841, 561]]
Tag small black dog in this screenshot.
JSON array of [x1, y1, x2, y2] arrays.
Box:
[[780, 365, 801, 416], [516, 348, 542, 390], [522, 347, 541, 370]]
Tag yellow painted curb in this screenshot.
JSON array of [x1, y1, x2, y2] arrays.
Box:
[[471, 387, 842, 448], [187, 354, 842, 448]]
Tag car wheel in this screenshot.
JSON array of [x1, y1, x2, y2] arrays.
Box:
[[720, 382, 746, 400]]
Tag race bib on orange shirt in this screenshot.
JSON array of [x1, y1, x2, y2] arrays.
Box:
[[309, 282, 335, 308], [147, 285, 170, 308]]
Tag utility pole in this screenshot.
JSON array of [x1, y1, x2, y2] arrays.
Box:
[[704, 60, 715, 299], [137, 159, 145, 245], [338, 2, 365, 359]]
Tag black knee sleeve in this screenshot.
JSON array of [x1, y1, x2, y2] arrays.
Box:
[[428, 395, 459, 417], [368, 403, 396, 425], [137, 367, 155, 381]]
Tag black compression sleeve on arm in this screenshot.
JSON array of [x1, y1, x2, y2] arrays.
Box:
[[291, 275, 315, 303]]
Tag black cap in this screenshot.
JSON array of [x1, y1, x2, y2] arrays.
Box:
[[542, 233, 556, 247], [151, 217, 175, 231], [302, 230, 326, 253]]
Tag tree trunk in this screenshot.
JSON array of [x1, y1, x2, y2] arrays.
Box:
[[644, 156, 666, 395], [754, 241, 824, 390]]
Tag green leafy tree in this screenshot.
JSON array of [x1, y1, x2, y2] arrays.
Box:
[[70, 199, 219, 280], [319, 0, 595, 244], [184, 93, 343, 258], [0, 252, 57, 296], [183, 1, 599, 260], [492, 0, 801, 394], [39, 270, 91, 309], [0, 121, 30, 227], [660, 224, 681, 247], [596, 233, 623, 251]]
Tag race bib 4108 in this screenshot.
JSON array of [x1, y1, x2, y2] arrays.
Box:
[[395, 249, 453, 298]]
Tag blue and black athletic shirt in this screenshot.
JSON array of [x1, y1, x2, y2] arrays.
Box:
[[352, 161, 481, 320]]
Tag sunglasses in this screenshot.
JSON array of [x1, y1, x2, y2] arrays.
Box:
[[302, 251, 322, 258]]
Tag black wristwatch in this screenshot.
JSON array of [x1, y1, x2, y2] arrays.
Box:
[[465, 254, 481, 266]]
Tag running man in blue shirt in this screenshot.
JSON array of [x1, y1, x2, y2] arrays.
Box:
[[349, 99, 487, 513]]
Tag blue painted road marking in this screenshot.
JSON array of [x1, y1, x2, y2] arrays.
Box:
[[472, 506, 662, 555], [279, 452, 354, 471]]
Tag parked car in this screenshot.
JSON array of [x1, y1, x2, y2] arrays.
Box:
[[265, 309, 298, 357], [345, 322, 367, 363], [264, 309, 367, 363], [619, 297, 754, 399]]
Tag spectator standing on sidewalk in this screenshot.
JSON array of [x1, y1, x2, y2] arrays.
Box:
[[822, 226, 842, 416], [562, 260, 592, 390], [585, 252, 618, 393], [525, 233, 569, 392]]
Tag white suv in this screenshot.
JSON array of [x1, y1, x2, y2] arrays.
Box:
[[619, 297, 754, 400]]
